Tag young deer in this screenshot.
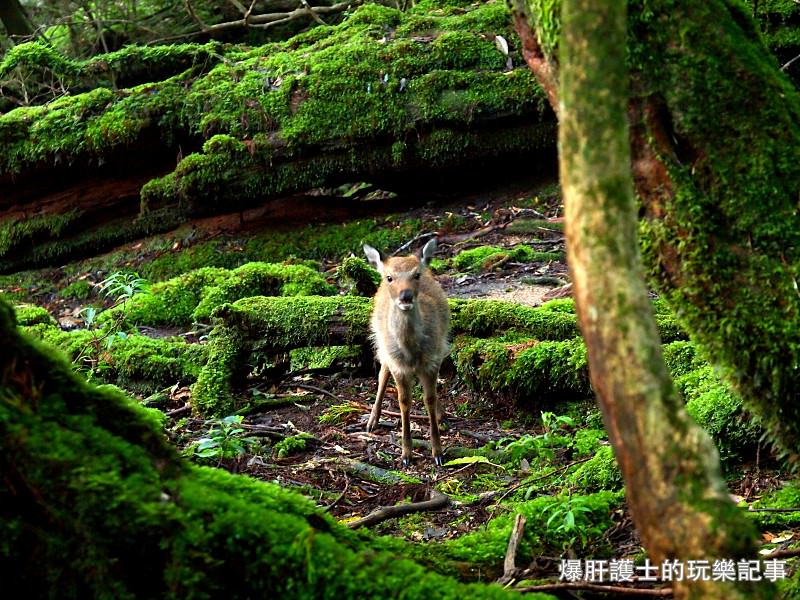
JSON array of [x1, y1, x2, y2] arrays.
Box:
[[363, 238, 450, 466]]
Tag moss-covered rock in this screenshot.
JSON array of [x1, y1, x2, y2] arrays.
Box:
[[0, 299, 537, 599]]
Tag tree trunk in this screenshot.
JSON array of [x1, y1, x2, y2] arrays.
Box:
[[558, 0, 770, 598], [513, 0, 800, 461], [0, 0, 34, 41]]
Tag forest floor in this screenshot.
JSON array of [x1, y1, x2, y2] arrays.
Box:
[[6, 169, 791, 593]]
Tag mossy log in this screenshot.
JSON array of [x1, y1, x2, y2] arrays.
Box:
[[0, 299, 553, 599], [0, 0, 556, 273], [191, 295, 684, 415]]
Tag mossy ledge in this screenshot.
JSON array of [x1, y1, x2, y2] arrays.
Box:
[[1, 299, 551, 599], [0, 1, 556, 272]]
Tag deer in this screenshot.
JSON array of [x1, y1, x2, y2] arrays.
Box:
[[363, 238, 451, 467]]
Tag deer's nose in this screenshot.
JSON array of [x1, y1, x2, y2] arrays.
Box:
[[399, 290, 414, 304]]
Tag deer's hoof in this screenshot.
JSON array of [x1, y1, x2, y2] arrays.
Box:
[[433, 454, 444, 467], [401, 456, 412, 468]]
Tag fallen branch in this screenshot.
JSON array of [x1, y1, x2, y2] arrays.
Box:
[[347, 490, 451, 529], [512, 581, 672, 596], [185, 0, 359, 34], [497, 513, 526, 585]]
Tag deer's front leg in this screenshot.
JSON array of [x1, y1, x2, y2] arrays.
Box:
[[395, 373, 414, 467], [421, 372, 443, 466], [366, 363, 390, 432]]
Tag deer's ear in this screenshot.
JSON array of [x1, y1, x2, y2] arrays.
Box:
[[363, 244, 384, 272], [419, 238, 437, 267]]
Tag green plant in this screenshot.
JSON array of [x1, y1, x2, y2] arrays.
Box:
[[541, 492, 597, 550], [184, 415, 258, 465], [75, 271, 150, 378], [318, 402, 362, 426], [273, 433, 315, 458]]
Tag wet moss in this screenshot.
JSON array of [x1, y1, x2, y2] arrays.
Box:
[[565, 446, 623, 493], [23, 323, 207, 395], [453, 335, 590, 409], [676, 366, 764, 466]]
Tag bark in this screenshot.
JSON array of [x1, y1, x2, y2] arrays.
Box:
[[557, 0, 769, 598], [512, 1, 800, 460]]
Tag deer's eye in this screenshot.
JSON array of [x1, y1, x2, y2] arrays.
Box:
[[414, 273, 421, 280], [386, 275, 393, 283]]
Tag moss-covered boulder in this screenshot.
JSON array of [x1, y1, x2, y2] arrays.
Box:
[[1, 298, 548, 599]]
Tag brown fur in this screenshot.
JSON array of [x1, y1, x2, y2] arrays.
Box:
[[363, 239, 450, 466]]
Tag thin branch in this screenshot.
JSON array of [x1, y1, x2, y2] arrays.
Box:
[[347, 490, 451, 529], [762, 546, 800, 560], [186, 0, 359, 34], [320, 474, 349, 512]]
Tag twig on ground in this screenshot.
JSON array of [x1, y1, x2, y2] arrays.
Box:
[[347, 490, 451, 529], [321, 474, 350, 512], [497, 513, 527, 585]]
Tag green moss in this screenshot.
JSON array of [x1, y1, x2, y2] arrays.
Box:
[[336, 256, 380, 297], [107, 261, 335, 329], [0, 1, 555, 271], [59, 280, 94, 300], [453, 335, 590, 408], [565, 446, 623, 492], [23, 323, 207, 395], [747, 482, 800, 528], [452, 244, 562, 272], [676, 366, 763, 465], [14, 304, 56, 327]]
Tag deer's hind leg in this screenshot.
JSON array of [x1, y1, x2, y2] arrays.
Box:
[[366, 363, 390, 432]]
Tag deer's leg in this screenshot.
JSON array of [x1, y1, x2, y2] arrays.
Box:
[[366, 363, 390, 432], [421, 372, 443, 466], [396, 373, 414, 467]]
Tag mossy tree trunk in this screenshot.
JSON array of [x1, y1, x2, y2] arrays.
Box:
[[512, 0, 800, 463], [558, 1, 770, 598]]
